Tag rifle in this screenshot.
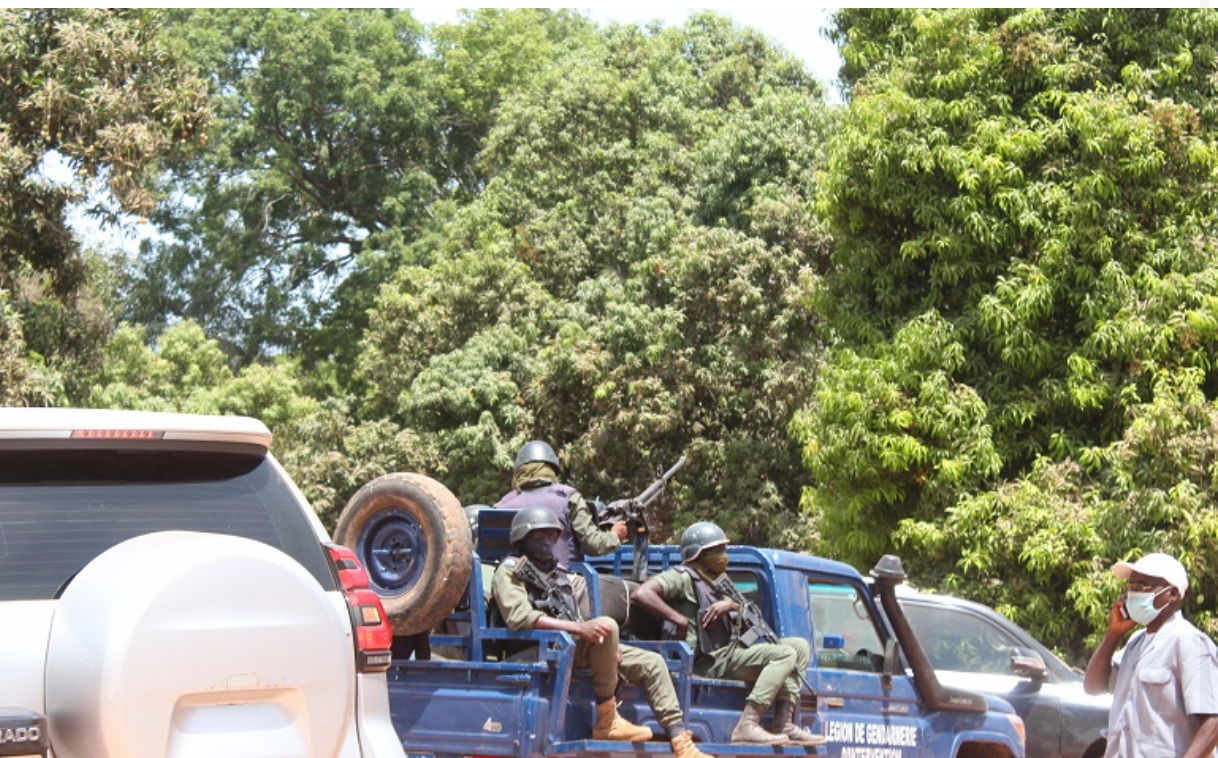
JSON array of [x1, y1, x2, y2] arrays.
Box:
[[712, 574, 815, 695], [598, 456, 687, 582], [513, 557, 583, 622], [514, 557, 624, 692]]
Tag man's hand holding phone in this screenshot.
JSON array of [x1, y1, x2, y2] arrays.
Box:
[[1108, 593, 1136, 636]]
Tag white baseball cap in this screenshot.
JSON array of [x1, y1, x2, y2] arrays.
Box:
[[1113, 553, 1189, 596]]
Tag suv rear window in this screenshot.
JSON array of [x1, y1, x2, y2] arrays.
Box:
[[0, 450, 336, 600]]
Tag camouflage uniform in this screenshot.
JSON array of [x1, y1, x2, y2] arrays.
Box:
[[492, 558, 683, 729], [649, 567, 810, 709]]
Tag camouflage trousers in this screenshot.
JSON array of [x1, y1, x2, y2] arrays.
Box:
[[575, 616, 683, 729], [696, 636, 810, 709]]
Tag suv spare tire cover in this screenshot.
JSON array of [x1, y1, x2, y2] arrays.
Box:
[[45, 531, 353, 758], [334, 473, 472, 635]]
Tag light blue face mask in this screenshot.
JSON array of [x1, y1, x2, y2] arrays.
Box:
[[1126, 587, 1172, 626]]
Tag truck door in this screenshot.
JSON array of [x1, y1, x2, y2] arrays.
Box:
[[807, 579, 925, 758]]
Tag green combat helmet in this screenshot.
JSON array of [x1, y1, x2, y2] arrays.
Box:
[[509, 506, 563, 545], [680, 522, 730, 563], [515, 440, 561, 473]]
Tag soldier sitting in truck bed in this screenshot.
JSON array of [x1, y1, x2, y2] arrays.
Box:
[[492, 506, 712, 758], [632, 522, 825, 746]]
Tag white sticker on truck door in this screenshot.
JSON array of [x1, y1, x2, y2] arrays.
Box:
[[824, 720, 919, 758]]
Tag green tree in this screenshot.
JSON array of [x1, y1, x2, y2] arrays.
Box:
[[126, 9, 435, 366], [0, 287, 60, 406], [0, 9, 210, 399], [803, 8, 1218, 661], [361, 13, 832, 542], [790, 313, 1001, 565], [0, 9, 209, 293], [126, 9, 590, 371]]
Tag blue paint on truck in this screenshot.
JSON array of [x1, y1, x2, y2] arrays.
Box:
[[384, 539, 1026, 758]]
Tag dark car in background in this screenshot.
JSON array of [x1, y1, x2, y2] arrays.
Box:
[[895, 587, 1109, 758]]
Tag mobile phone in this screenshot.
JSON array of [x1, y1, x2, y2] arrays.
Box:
[[1117, 593, 1129, 620]]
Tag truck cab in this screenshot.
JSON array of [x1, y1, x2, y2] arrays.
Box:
[[591, 545, 1027, 758]]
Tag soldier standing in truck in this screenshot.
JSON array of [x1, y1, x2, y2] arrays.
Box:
[[495, 440, 627, 567]]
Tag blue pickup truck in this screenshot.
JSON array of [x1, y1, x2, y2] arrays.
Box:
[[335, 475, 1028, 758]]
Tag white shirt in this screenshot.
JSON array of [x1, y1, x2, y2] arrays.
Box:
[[1105, 612, 1218, 758]]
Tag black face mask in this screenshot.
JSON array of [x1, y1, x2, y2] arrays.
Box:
[[521, 533, 559, 571]]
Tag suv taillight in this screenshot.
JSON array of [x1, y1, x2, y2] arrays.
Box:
[[326, 544, 393, 672]]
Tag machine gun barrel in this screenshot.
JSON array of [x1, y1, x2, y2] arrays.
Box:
[[635, 456, 687, 507], [626, 455, 686, 581]]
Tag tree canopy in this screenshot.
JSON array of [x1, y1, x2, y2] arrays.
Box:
[[9, 8, 1218, 665], [359, 14, 832, 541], [799, 8, 1218, 654], [124, 9, 592, 369], [0, 9, 211, 402]]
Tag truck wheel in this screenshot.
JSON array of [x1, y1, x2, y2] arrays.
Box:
[[335, 473, 472, 635]]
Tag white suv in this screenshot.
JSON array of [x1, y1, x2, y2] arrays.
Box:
[[0, 408, 407, 758]]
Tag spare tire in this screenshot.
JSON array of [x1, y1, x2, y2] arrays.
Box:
[[334, 473, 472, 635], [45, 531, 352, 758]]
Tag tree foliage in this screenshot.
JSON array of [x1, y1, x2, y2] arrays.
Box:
[[0, 10, 210, 401], [0, 287, 60, 406], [125, 9, 591, 368], [360, 14, 831, 542], [0, 9, 209, 294], [790, 313, 1001, 565], [805, 8, 1218, 660]]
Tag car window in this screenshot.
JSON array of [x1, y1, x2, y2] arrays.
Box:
[[903, 603, 1018, 675], [0, 450, 336, 600], [808, 580, 884, 673]]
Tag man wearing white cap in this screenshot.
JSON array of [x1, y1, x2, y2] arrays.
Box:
[[1084, 553, 1218, 758]]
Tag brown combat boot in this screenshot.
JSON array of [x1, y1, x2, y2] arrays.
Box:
[[593, 699, 653, 742], [729, 702, 787, 745], [772, 700, 828, 746], [671, 731, 714, 758]]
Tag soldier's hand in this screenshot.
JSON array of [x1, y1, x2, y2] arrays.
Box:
[[577, 619, 616, 645], [701, 599, 737, 628], [672, 617, 689, 640], [611, 521, 628, 541]]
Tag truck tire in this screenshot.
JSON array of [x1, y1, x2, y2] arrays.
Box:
[[45, 532, 352, 758], [335, 472, 472, 635]]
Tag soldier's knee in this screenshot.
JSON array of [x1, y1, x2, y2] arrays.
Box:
[[641, 649, 666, 672], [782, 637, 810, 656], [596, 616, 621, 640]]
